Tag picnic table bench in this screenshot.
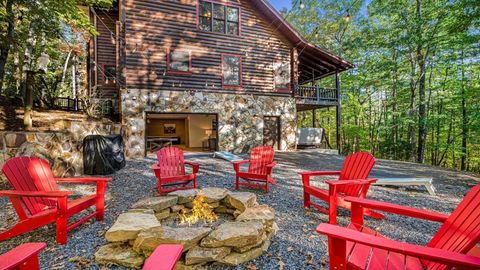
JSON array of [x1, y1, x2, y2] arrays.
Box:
[[373, 177, 436, 196]]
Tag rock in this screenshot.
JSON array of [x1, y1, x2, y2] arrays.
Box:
[[268, 221, 279, 235], [155, 208, 171, 220], [218, 240, 271, 266], [214, 205, 236, 214], [174, 260, 206, 270], [105, 212, 160, 242], [233, 232, 266, 253], [198, 188, 229, 203], [128, 209, 155, 214], [200, 221, 264, 248], [207, 202, 220, 208], [185, 247, 231, 265], [171, 204, 185, 213], [236, 205, 275, 228], [170, 189, 199, 204], [95, 243, 144, 269], [224, 192, 257, 212], [133, 226, 212, 255], [132, 196, 178, 212]]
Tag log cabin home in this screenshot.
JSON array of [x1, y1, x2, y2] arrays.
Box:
[[87, 0, 354, 158]]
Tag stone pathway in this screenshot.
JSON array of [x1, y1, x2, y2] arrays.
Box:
[[0, 150, 478, 269]]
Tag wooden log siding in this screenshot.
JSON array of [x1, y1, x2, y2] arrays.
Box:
[[94, 9, 120, 99], [122, 0, 293, 94]]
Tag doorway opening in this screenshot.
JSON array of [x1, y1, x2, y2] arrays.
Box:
[[263, 116, 280, 150], [145, 112, 218, 154]]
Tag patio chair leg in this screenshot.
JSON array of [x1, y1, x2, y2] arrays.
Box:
[[56, 197, 68, 245], [265, 182, 269, 193], [235, 176, 239, 190], [303, 191, 311, 209], [96, 182, 106, 221]]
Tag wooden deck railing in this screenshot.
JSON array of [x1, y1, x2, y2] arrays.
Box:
[[294, 85, 338, 103], [51, 97, 115, 117]]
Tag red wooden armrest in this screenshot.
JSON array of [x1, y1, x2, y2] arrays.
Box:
[[299, 170, 341, 177], [143, 244, 183, 270], [151, 164, 160, 170], [326, 178, 377, 186], [317, 223, 480, 268], [344, 197, 449, 223], [265, 161, 277, 174], [55, 177, 112, 183], [233, 160, 250, 172], [0, 242, 46, 270], [184, 161, 199, 174], [0, 190, 72, 198]]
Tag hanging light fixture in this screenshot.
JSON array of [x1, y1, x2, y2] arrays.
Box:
[[344, 10, 351, 22]]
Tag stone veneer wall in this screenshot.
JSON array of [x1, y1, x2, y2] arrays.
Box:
[[121, 89, 297, 158], [0, 121, 121, 177]]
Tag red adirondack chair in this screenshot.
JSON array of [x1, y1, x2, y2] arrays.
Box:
[[0, 156, 111, 244], [299, 152, 383, 223], [0, 242, 46, 270], [151, 147, 199, 196], [142, 244, 183, 270], [233, 146, 277, 193], [317, 184, 480, 270]]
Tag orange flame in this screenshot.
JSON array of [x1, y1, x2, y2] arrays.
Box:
[[179, 195, 218, 225]]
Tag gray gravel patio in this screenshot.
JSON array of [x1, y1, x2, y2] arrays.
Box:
[[0, 150, 479, 269]]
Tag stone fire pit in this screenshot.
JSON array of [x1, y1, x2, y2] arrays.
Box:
[[95, 188, 278, 269]]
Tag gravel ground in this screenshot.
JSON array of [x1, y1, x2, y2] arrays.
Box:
[[0, 150, 479, 270]]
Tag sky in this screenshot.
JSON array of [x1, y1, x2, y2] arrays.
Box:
[[270, 0, 292, 11]]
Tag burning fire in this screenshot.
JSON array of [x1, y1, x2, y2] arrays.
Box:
[[179, 195, 218, 225]]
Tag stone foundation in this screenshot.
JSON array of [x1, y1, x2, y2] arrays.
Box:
[[121, 89, 297, 158], [0, 120, 121, 177]]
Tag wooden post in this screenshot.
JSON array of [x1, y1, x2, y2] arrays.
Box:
[[290, 47, 299, 96], [312, 109, 316, 128], [335, 71, 341, 153]]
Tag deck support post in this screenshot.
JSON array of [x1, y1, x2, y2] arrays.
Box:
[[312, 109, 316, 128], [335, 71, 341, 153]]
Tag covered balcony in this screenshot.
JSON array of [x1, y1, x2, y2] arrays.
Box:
[[293, 43, 354, 151]]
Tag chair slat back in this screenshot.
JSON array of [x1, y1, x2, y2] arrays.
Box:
[[2, 156, 59, 216], [156, 147, 185, 177], [338, 152, 375, 196], [425, 184, 480, 270], [248, 146, 275, 175]]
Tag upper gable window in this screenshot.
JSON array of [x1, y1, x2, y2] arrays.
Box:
[[198, 1, 239, 35]]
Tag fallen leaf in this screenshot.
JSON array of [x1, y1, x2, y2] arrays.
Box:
[[245, 264, 258, 270], [69, 256, 91, 269], [277, 259, 285, 270], [320, 257, 327, 265], [287, 246, 294, 251], [306, 251, 314, 265]]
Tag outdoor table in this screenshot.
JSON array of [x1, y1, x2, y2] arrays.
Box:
[[373, 177, 436, 196]]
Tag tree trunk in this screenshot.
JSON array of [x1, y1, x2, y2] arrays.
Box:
[[460, 49, 468, 171], [21, 22, 37, 130], [0, 0, 15, 93]]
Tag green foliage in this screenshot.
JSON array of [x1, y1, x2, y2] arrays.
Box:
[[289, 0, 480, 172]]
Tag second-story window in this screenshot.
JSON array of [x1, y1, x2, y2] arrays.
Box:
[[199, 1, 239, 35], [103, 65, 116, 85], [167, 48, 192, 75], [274, 61, 290, 90], [222, 54, 242, 88]]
